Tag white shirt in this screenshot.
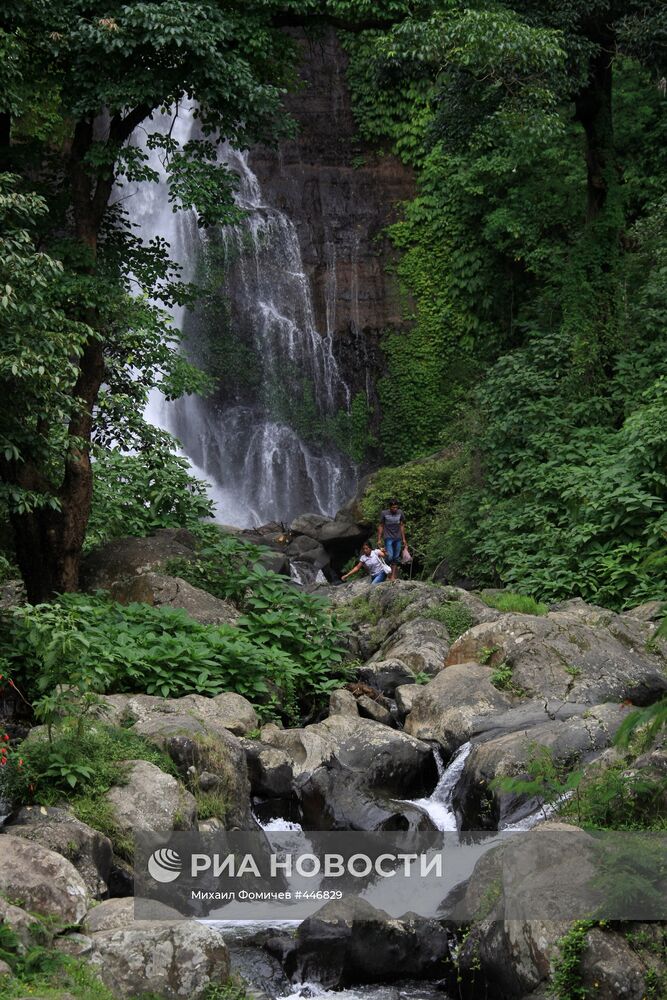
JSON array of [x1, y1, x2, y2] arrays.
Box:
[[360, 549, 389, 576]]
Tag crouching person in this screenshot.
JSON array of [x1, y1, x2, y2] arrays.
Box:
[[341, 541, 391, 585]]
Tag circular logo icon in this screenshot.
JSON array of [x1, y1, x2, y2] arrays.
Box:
[[148, 848, 182, 883]]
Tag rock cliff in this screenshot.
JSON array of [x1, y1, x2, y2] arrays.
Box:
[[250, 28, 414, 399]]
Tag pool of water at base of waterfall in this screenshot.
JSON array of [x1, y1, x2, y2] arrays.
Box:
[[205, 919, 452, 1000]]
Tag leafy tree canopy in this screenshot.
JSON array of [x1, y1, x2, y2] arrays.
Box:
[[0, 0, 410, 599]]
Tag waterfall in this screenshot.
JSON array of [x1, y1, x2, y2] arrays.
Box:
[[128, 105, 355, 527], [404, 742, 473, 833]]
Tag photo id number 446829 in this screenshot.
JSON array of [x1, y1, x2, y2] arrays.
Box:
[[294, 890, 343, 900]]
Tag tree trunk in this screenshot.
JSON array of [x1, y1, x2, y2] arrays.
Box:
[[11, 507, 76, 604], [575, 34, 615, 223], [9, 337, 105, 603], [8, 124, 108, 602], [0, 112, 10, 152], [4, 107, 152, 601]]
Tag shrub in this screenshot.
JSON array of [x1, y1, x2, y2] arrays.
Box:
[[85, 449, 213, 550], [0, 920, 118, 999], [0, 596, 277, 701], [169, 529, 351, 719], [614, 694, 667, 749], [495, 743, 666, 832], [1, 717, 180, 859], [2, 718, 176, 798], [549, 920, 595, 1000], [559, 761, 667, 831]]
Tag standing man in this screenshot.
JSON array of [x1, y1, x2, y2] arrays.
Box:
[[378, 498, 407, 582]]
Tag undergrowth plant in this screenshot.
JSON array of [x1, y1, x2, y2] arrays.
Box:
[[491, 742, 582, 819], [0, 532, 350, 724], [480, 591, 549, 616], [495, 737, 667, 831], [489, 661, 527, 697], [423, 601, 474, 639], [549, 920, 595, 999], [1, 719, 179, 857]]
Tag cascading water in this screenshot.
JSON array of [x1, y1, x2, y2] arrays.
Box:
[[405, 742, 473, 833], [131, 105, 356, 527]]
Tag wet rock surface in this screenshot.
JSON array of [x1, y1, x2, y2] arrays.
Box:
[[287, 897, 449, 988]]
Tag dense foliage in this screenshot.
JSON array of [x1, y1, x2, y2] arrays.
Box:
[[86, 450, 214, 549], [343, 5, 667, 608], [0, 533, 348, 721], [359, 451, 462, 563]]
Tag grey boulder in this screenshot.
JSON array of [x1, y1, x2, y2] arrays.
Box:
[[579, 926, 657, 1000], [404, 663, 514, 752], [110, 693, 256, 828], [0, 835, 90, 924], [357, 659, 416, 696], [80, 898, 230, 999], [80, 528, 196, 590], [105, 760, 196, 834], [6, 806, 112, 898], [290, 512, 367, 550], [446, 610, 667, 705], [452, 703, 628, 829], [0, 896, 45, 949], [449, 823, 599, 996], [369, 618, 450, 676], [260, 715, 437, 832], [328, 688, 359, 717], [289, 897, 449, 988], [260, 715, 436, 796], [108, 572, 239, 626]]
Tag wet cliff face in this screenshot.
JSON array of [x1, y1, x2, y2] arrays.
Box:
[[249, 29, 415, 401], [151, 32, 413, 524]]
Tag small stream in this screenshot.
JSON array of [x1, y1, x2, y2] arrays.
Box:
[[0, 716, 556, 1000], [217, 740, 557, 999]]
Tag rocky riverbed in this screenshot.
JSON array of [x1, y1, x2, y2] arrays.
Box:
[[0, 529, 665, 999]]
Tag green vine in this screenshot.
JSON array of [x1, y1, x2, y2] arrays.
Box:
[[549, 921, 595, 1000]]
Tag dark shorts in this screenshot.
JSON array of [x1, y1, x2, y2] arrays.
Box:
[[385, 538, 402, 564]]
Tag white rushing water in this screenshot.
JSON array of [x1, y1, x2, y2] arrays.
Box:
[[408, 739, 569, 835], [129, 105, 355, 527], [284, 984, 447, 1000], [405, 742, 473, 832]]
